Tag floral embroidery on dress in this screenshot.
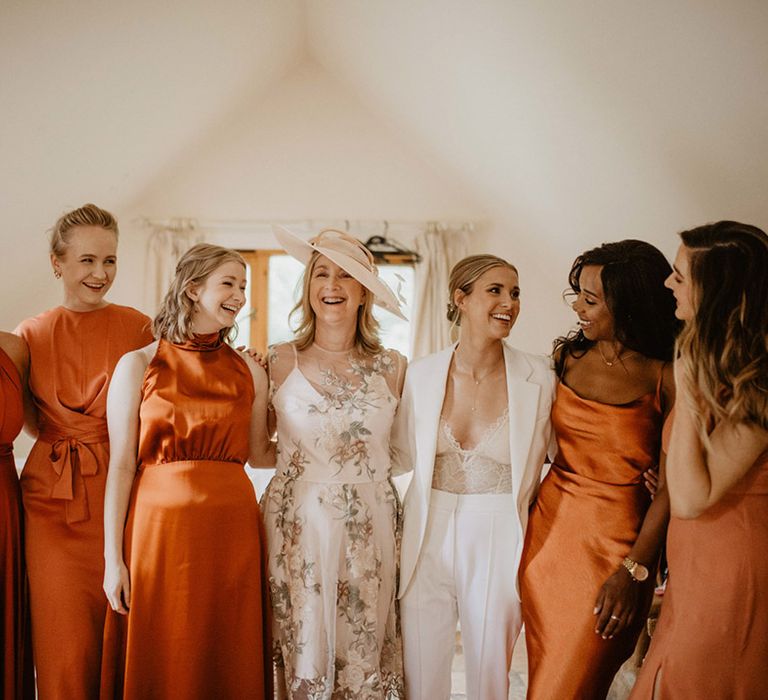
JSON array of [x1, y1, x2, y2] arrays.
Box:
[[264, 344, 405, 699]]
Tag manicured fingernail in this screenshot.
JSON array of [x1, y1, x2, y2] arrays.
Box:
[[593, 607, 599, 614]]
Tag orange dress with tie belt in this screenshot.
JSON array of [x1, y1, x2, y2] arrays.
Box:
[[520, 380, 662, 699], [0, 348, 34, 699], [100, 335, 272, 699], [16, 304, 152, 699]]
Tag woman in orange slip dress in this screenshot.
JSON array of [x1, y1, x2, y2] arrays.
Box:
[[630, 222, 768, 700], [0, 332, 34, 700], [14, 204, 152, 699], [519, 240, 679, 699], [101, 243, 273, 700]]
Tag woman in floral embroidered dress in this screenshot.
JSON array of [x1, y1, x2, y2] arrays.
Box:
[[263, 226, 408, 699]]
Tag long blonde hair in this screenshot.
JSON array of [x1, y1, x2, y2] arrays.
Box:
[[50, 203, 118, 257], [676, 221, 768, 434], [152, 244, 246, 344], [290, 251, 383, 355]]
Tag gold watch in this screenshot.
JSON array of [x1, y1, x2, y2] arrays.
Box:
[[623, 557, 649, 582]]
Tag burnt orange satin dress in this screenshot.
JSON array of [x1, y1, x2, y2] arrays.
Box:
[[16, 304, 152, 699], [0, 348, 34, 699], [101, 335, 272, 700], [520, 381, 662, 699], [630, 415, 768, 700]]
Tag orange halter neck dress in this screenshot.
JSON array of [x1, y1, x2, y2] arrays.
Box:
[[520, 379, 662, 699], [0, 347, 34, 700], [15, 304, 152, 699], [101, 335, 272, 700]]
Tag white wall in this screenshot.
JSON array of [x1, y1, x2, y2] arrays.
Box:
[[5, 2, 767, 353]]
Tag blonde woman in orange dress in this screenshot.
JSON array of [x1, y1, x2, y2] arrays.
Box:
[[0, 331, 34, 700], [14, 204, 152, 699], [630, 222, 768, 699], [102, 243, 273, 699], [520, 240, 678, 699]]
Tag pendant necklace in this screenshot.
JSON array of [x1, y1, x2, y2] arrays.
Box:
[[458, 361, 503, 412], [597, 344, 637, 367]]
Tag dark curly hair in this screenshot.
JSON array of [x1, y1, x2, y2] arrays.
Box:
[[553, 239, 680, 375]]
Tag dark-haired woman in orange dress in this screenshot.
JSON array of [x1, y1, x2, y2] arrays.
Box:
[[520, 240, 678, 699], [630, 222, 768, 699], [14, 204, 152, 699], [0, 332, 34, 700], [102, 244, 273, 699]]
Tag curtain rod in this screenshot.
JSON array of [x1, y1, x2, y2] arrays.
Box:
[[134, 216, 477, 232]]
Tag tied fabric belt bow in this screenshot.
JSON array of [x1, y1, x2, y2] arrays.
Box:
[[39, 425, 109, 524]]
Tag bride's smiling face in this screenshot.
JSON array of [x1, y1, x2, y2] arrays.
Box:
[[455, 265, 520, 340]]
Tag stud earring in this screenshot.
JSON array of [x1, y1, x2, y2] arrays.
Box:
[[53, 270, 61, 279]]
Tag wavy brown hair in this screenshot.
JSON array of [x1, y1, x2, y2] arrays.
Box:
[[152, 243, 246, 344], [290, 251, 383, 355], [676, 221, 768, 433]]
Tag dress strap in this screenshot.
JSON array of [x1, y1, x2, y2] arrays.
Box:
[[655, 361, 667, 411]]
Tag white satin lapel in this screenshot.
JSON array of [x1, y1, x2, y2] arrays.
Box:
[[504, 344, 541, 495], [412, 344, 455, 491]]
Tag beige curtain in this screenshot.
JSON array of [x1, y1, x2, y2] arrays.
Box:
[[144, 223, 205, 314], [410, 223, 469, 360]]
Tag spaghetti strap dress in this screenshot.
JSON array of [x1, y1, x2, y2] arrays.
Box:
[[630, 409, 768, 699], [263, 342, 405, 699], [519, 377, 663, 699], [100, 334, 272, 699], [15, 304, 152, 699], [0, 347, 34, 699]]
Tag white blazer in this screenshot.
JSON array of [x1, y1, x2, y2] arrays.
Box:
[[392, 341, 556, 599]]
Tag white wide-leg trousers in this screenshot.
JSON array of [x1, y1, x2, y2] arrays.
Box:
[[401, 489, 522, 700]]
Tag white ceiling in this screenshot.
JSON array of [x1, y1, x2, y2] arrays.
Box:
[[3, 1, 766, 233]]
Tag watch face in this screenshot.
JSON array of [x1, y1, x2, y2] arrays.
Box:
[[633, 563, 650, 581]]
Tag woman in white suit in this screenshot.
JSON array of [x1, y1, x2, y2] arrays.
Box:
[[392, 254, 556, 700]]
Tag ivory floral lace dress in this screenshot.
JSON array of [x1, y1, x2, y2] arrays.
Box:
[[263, 342, 406, 700]]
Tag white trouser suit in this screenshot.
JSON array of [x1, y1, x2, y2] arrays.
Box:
[[392, 343, 556, 700]]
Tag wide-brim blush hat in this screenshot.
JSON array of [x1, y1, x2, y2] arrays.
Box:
[[273, 225, 407, 321]]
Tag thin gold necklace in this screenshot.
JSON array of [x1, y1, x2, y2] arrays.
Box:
[[597, 344, 637, 367], [454, 354, 504, 411]]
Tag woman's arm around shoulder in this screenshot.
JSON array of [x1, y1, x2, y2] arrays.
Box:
[[1, 331, 37, 438], [0, 332, 34, 430], [239, 351, 276, 469], [103, 343, 155, 614]]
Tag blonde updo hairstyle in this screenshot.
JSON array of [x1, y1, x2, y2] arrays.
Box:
[[152, 243, 246, 344], [447, 254, 518, 328], [49, 203, 119, 258], [291, 249, 383, 356]]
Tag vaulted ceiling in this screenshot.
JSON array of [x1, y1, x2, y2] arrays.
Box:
[[2, 0, 766, 335]]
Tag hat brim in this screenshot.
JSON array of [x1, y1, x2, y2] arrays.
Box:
[[273, 225, 408, 321]]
